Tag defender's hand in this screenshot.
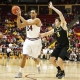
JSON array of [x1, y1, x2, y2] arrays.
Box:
[[39, 33, 46, 37], [48, 1, 53, 9]]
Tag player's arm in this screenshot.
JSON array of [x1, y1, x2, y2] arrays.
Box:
[[17, 10, 27, 29], [17, 17, 26, 29], [17, 10, 41, 28], [49, 2, 67, 30], [40, 29, 54, 37], [19, 16, 41, 27]]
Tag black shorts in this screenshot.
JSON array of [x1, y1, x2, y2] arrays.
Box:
[[51, 45, 70, 60], [7, 52, 10, 57]]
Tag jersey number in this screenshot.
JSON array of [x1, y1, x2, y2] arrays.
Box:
[[27, 26, 33, 31], [57, 32, 60, 37]]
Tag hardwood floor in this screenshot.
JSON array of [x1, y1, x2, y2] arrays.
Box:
[[0, 58, 80, 80]]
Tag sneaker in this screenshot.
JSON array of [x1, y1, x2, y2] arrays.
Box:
[[15, 72, 22, 78], [56, 70, 61, 77], [58, 71, 65, 79]]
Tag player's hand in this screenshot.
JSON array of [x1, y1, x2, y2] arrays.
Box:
[[39, 33, 46, 37], [48, 1, 53, 9], [39, 33, 42, 37], [16, 9, 21, 17]]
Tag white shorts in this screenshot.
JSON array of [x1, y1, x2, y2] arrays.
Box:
[[23, 38, 42, 58]]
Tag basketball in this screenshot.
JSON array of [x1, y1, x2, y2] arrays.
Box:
[[11, 6, 20, 15]]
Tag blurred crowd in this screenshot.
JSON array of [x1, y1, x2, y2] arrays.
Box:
[[0, 7, 79, 61]]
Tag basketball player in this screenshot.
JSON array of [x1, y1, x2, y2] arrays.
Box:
[[40, 2, 70, 79], [15, 9, 42, 78]]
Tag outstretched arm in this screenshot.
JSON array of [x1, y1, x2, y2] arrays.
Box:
[[49, 2, 67, 30], [40, 29, 54, 37]]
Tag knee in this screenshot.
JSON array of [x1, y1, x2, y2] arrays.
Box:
[[49, 57, 56, 63], [22, 55, 28, 59], [57, 57, 63, 64], [34, 58, 39, 62], [34, 58, 37, 61]]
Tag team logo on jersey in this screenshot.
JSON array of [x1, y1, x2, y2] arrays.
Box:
[[57, 32, 60, 37]]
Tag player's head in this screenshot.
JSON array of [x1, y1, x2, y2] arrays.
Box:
[[55, 17, 61, 27], [30, 9, 37, 19]]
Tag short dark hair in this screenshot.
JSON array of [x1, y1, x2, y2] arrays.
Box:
[[55, 17, 61, 22]]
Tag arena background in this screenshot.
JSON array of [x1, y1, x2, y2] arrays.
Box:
[[0, 0, 79, 80]]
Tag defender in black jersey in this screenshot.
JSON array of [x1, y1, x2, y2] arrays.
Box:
[[51, 26, 70, 60], [40, 2, 70, 79]]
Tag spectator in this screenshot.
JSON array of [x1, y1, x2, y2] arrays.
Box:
[[40, 46, 49, 59], [6, 47, 12, 58], [70, 48, 77, 61]]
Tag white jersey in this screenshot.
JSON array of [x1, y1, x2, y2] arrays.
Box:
[[23, 19, 42, 58], [26, 19, 41, 38]]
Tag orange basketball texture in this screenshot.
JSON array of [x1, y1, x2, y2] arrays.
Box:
[[11, 6, 20, 15]]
